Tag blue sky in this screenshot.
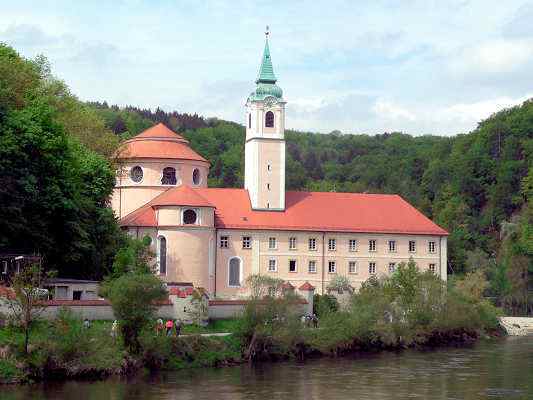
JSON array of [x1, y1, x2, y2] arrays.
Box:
[[2, 0, 533, 135]]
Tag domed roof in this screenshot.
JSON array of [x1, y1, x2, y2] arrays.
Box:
[[249, 83, 283, 101], [115, 123, 208, 163]]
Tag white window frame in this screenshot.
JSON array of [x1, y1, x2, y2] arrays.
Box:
[[308, 238, 317, 251], [157, 235, 167, 275], [428, 241, 436, 253], [129, 165, 144, 184], [388, 262, 396, 273], [228, 256, 243, 287], [328, 260, 336, 274], [349, 239, 357, 252], [308, 260, 317, 273], [192, 168, 202, 186], [289, 237, 297, 250], [220, 235, 229, 248], [369, 240, 377, 252], [268, 237, 277, 250], [409, 240, 416, 253], [328, 238, 336, 251], [268, 258, 277, 272], [369, 262, 376, 275], [181, 208, 200, 225], [242, 236, 252, 249], [429, 263, 436, 273], [348, 261, 357, 274], [289, 259, 297, 273], [388, 240, 396, 253], [161, 166, 178, 186]]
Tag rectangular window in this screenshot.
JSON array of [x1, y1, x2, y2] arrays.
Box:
[[349, 239, 357, 252], [2, 261, 7, 274], [369, 262, 376, 274], [328, 238, 336, 251], [220, 236, 228, 248], [328, 261, 336, 273], [309, 238, 317, 251], [268, 237, 277, 249], [348, 261, 357, 274], [389, 240, 396, 252], [242, 236, 252, 249], [409, 240, 416, 252], [289, 237, 297, 250], [268, 259, 277, 272], [308, 260, 317, 273], [56, 286, 68, 299], [369, 240, 377, 252], [388, 262, 396, 273], [429, 241, 436, 253], [429, 263, 436, 273], [289, 260, 297, 273]]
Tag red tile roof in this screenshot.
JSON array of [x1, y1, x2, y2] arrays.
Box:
[[135, 123, 187, 141], [151, 185, 214, 208], [281, 281, 295, 289], [120, 187, 447, 236], [298, 282, 315, 291], [115, 123, 208, 163]]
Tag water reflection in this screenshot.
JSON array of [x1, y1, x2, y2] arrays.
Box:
[[3, 336, 532, 400]]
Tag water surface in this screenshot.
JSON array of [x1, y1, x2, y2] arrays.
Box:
[[4, 336, 532, 400]]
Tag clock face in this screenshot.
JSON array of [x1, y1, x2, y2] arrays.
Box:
[[264, 96, 277, 107]]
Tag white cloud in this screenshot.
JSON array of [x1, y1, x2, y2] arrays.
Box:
[[372, 99, 416, 122], [449, 39, 533, 76]]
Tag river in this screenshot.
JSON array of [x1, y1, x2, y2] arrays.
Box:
[[3, 336, 532, 400]]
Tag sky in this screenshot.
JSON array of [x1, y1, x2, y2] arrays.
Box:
[[1, 0, 533, 136]]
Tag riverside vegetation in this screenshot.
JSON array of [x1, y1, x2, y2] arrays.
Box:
[[0, 259, 501, 384]]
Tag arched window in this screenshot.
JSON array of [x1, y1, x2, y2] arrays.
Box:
[[161, 167, 177, 185], [248, 113, 251, 129], [228, 257, 242, 287], [265, 111, 274, 128], [182, 209, 197, 225], [158, 236, 167, 275], [192, 168, 200, 185]]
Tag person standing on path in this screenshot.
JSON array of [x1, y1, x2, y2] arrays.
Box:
[[174, 319, 182, 337], [111, 320, 118, 340], [165, 319, 174, 336], [156, 318, 164, 336]]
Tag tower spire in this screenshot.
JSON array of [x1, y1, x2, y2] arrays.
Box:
[[256, 26, 277, 84]]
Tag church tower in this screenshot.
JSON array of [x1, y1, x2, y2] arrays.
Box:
[[245, 28, 286, 210]]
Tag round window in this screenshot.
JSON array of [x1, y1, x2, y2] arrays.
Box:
[[130, 166, 143, 183], [183, 209, 197, 225], [192, 168, 201, 185]]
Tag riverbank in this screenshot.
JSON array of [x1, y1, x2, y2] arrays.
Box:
[[498, 317, 533, 336], [0, 319, 504, 385]]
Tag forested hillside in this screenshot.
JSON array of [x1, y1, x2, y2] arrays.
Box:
[[1, 44, 530, 313]]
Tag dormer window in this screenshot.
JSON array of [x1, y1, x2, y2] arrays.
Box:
[[161, 167, 177, 185], [182, 209, 198, 225], [265, 111, 274, 128]]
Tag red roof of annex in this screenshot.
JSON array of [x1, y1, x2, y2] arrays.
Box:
[[120, 186, 448, 236]]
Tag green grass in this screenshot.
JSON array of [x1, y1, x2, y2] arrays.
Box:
[[181, 319, 241, 335]]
